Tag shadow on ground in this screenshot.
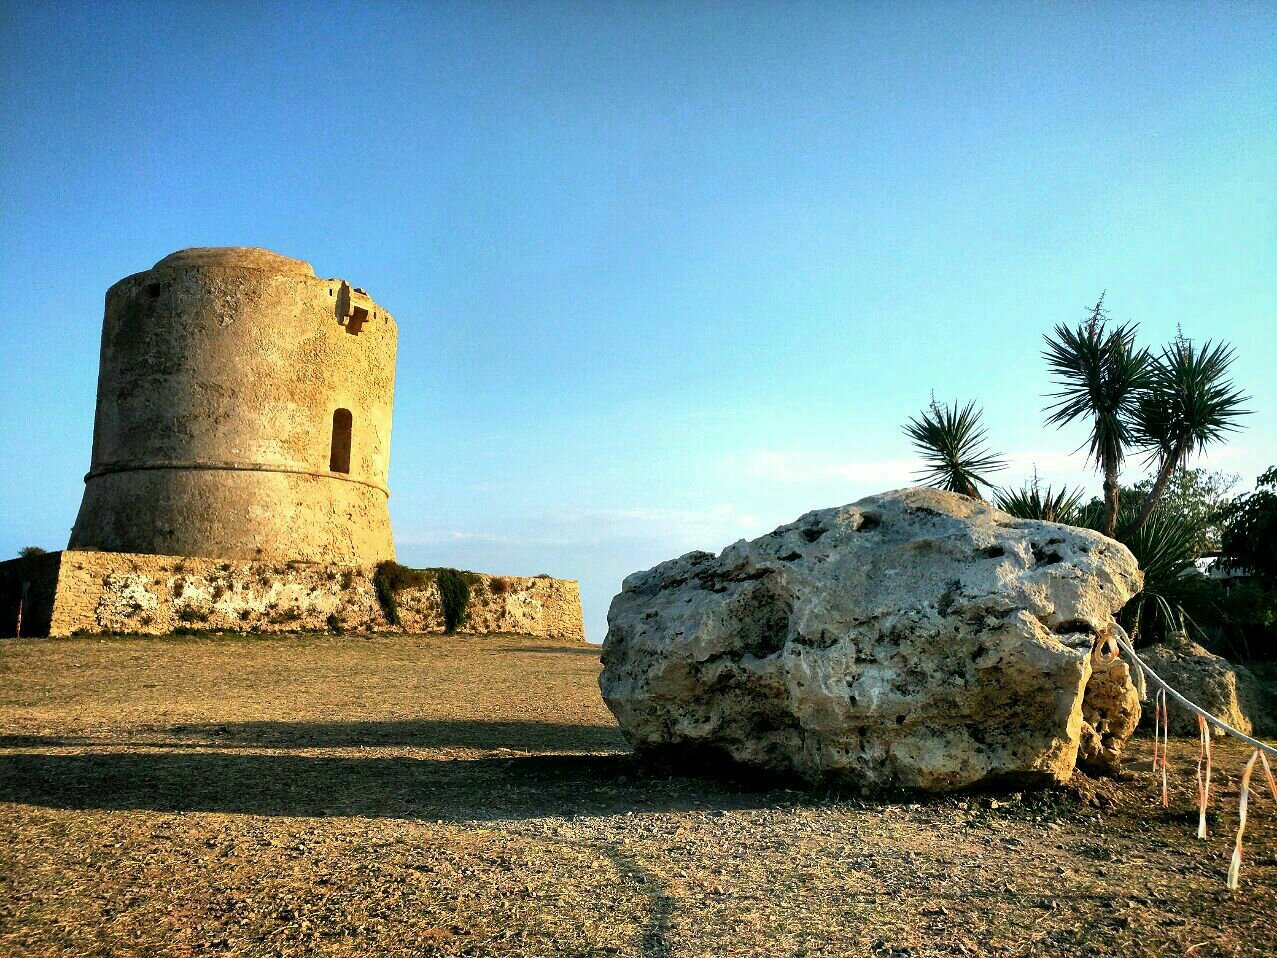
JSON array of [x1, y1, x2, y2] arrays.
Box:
[[0, 718, 625, 752], [0, 718, 801, 822], [494, 644, 603, 657], [0, 749, 793, 822]]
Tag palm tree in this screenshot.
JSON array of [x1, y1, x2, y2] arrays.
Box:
[[903, 398, 1007, 499], [1125, 335, 1250, 535], [1042, 294, 1152, 537]]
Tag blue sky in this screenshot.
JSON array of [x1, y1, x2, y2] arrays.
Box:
[[2, 1, 1274, 641]]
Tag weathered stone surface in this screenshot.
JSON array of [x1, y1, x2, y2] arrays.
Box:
[[600, 488, 1143, 792], [1138, 638, 1267, 737], [1078, 651, 1142, 773], [0, 551, 584, 641], [69, 247, 398, 565]]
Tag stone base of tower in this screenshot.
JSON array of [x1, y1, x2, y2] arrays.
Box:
[[70, 467, 396, 566], [0, 551, 584, 641]]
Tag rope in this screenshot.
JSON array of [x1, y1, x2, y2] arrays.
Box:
[[1112, 633, 1277, 760]]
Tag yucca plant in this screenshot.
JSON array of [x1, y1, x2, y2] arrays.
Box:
[[1042, 294, 1152, 537], [1079, 499, 1206, 646], [995, 475, 1085, 524], [1125, 335, 1250, 536], [903, 398, 1007, 499]]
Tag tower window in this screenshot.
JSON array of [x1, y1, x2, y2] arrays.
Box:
[[330, 409, 353, 473]]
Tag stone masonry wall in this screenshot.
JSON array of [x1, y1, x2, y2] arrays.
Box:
[[0, 551, 584, 641], [69, 248, 398, 565]]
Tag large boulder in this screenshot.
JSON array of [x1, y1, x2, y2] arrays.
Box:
[[600, 488, 1144, 792], [1138, 637, 1272, 737]]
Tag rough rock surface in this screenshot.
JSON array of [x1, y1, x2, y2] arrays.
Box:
[[1138, 638, 1267, 737], [600, 488, 1144, 792], [0, 550, 584, 640], [1078, 653, 1142, 773]]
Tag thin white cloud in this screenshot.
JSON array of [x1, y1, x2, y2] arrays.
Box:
[[742, 449, 919, 485], [736, 447, 1113, 495], [396, 503, 763, 553]]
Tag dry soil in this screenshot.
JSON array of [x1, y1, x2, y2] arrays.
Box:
[[1, 633, 1274, 957]]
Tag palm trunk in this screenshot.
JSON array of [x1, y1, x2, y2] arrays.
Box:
[[1125, 442, 1185, 536], [1102, 458, 1120, 538]]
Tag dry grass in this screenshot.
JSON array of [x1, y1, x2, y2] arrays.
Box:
[[1, 633, 1274, 957]]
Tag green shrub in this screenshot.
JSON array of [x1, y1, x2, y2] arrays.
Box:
[[1209, 467, 1277, 659], [18, 546, 47, 558], [1217, 467, 1277, 580], [372, 561, 429, 627], [1053, 497, 1204, 648], [1214, 580, 1277, 660], [435, 568, 471, 634], [373, 562, 476, 633], [994, 479, 1084, 524]]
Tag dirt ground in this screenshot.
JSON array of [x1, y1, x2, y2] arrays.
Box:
[[1, 633, 1274, 957]]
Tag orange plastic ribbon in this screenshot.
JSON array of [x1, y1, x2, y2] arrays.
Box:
[[1259, 751, 1277, 802], [1227, 750, 1260, 890], [1195, 714, 1211, 839]]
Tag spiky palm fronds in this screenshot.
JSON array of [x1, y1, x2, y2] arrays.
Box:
[[1134, 337, 1250, 461], [1042, 295, 1153, 536], [1119, 507, 1202, 597], [1125, 337, 1251, 535], [1042, 301, 1150, 468], [903, 399, 1007, 499], [1080, 499, 1206, 646], [994, 481, 1085, 524]]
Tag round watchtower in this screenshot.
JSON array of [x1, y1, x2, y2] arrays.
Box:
[[69, 247, 397, 564]]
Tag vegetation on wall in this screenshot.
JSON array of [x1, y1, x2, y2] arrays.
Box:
[[1211, 467, 1277, 659], [434, 568, 472, 635], [372, 561, 478, 634], [372, 561, 430, 627]]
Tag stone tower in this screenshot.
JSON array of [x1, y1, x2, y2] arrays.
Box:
[[69, 247, 397, 564]]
